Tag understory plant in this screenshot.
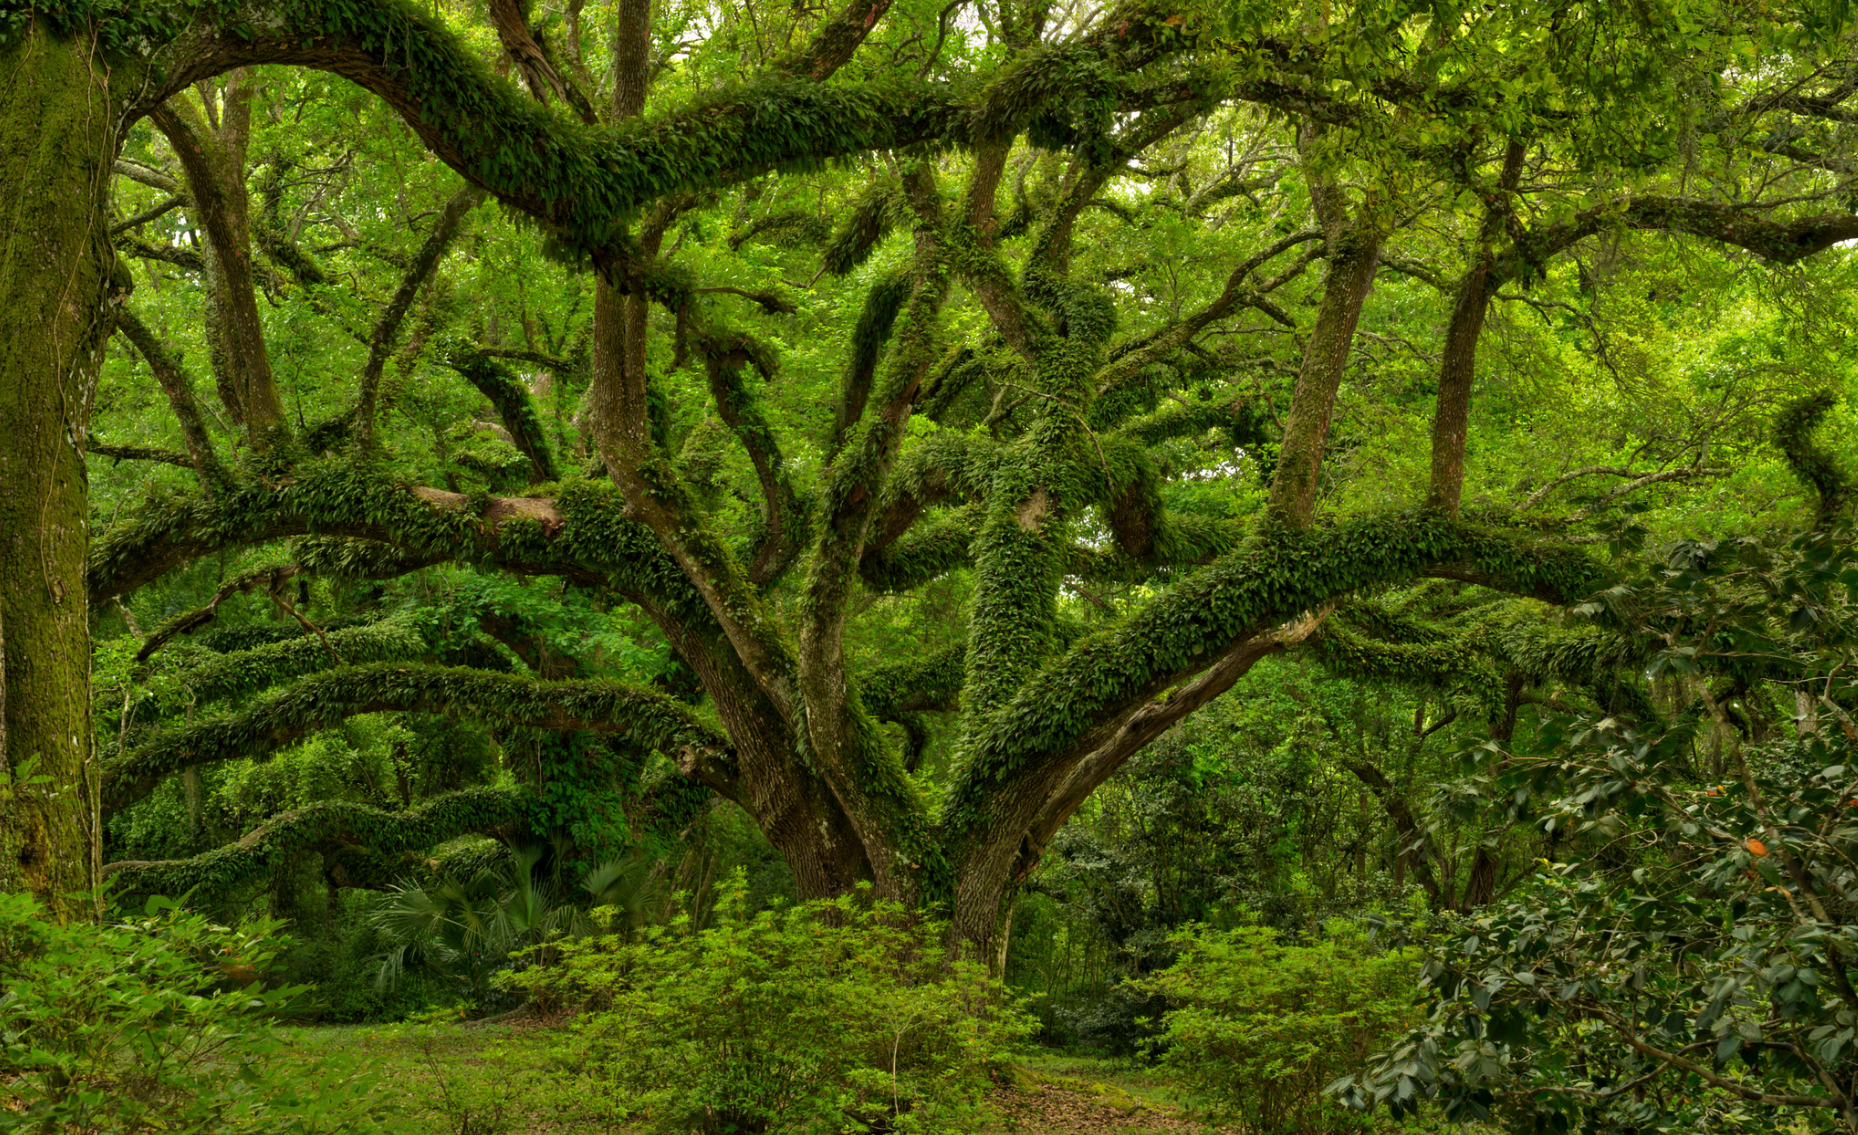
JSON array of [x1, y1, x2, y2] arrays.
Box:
[[0, 891, 402, 1134], [369, 844, 662, 1014], [503, 872, 1035, 1133], [1138, 918, 1423, 1134]]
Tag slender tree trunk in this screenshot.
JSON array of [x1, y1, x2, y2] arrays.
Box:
[[1266, 203, 1383, 527], [150, 79, 290, 446], [115, 307, 227, 488], [1425, 268, 1498, 514], [1427, 141, 1526, 515], [0, 20, 118, 912]]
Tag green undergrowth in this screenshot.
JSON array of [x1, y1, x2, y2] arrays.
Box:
[[1010, 1052, 1202, 1111]]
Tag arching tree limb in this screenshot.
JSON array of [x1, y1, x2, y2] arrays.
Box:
[[104, 662, 738, 810], [102, 786, 531, 894], [691, 325, 806, 585], [440, 349, 560, 482], [774, 0, 899, 80]]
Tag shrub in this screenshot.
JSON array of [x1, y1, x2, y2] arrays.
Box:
[[0, 891, 403, 1134], [503, 874, 1035, 1133], [1136, 919, 1422, 1135]]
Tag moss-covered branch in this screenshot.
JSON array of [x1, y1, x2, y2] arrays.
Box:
[[112, 306, 228, 487], [118, 613, 431, 727], [943, 510, 1609, 843], [1302, 608, 1503, 705], [859, 642, 966, 717], [104, 661, 737, 809], [1777, 392, 1850, 530], [831, 270, 912, 456], [865, 432, 999, 556], [695, 327, 807, 585], [791, 163, 952, 900], [101, 786, 530, 895], [86, 467, 708, 622], [858, 505, 980, 591], [440, 349, 561, 482], [129, 0, 1186, 265], [357, 184, 483, 444], [89, 443, 194, 468]]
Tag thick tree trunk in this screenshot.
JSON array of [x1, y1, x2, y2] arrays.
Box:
[[0, 20, 117, 912]]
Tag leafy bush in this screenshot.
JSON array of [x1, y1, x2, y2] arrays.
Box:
[[0, 891, 403, 1134], [503, 875, 1035, 1133], [1137, 919, 1422, 1134]]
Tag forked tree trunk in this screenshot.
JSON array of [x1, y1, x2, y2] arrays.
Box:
[[0, 19, 119, 913]]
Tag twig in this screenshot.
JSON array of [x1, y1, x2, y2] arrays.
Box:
[[269, 585, 344, 665]]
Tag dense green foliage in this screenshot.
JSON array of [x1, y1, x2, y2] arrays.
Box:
[[1140, 921, 1423, 1133], [503, 876, 1035, 1133], [0, 893, 400, 1133], [13, 0, 1858, 1126], [1323, 530, 1858, 1131]]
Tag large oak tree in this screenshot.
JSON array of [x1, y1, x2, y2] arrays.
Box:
[[4, 0, 1857, 956]]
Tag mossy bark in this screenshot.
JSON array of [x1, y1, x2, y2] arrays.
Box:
[[0, 19, 117, 912], [1424, 267, 1496, 514]]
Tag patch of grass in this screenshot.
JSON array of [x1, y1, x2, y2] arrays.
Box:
[[277, 1023, 628, 1134], [1014, 1052, 1202, 1110], [270, 1027, 1242, 1134]]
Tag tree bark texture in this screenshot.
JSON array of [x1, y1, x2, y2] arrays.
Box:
[[0, 20, 117, 912], [149, 79, 290, 445]]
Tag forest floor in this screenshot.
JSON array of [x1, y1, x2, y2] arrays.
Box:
[[282, 1023, 1239, 1134]]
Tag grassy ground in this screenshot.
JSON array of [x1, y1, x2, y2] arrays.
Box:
[[278, 1024, 1238, 1134], [283, 1023, 607, 1134]]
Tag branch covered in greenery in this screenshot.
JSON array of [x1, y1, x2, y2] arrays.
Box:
[[944, 511, 1610, 841], [117, 613, 432, 727], [105, 662, 736, 808], [101, 786, 530, 895], [1776, 391, 1850, 529]]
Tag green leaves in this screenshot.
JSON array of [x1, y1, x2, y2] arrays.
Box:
[[1142, 919, 1424, 1131], [1332, 526, 1858, 1131]]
